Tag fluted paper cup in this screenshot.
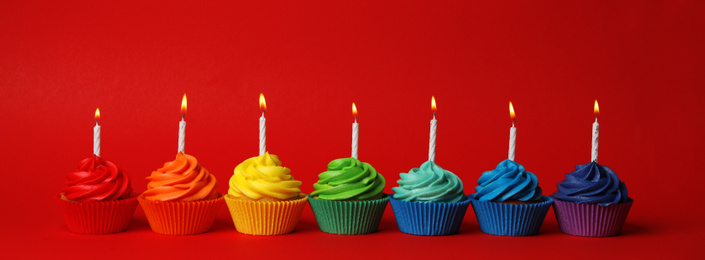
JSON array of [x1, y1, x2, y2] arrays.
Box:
[[225, 194, 308, 235], [552, 198, 633, 237], [389, 194, 471, 236], [470, 195, 553, 236], [138, 193, 224, 235], [308, 194, 388, 235], [57, 194, 139, 235]]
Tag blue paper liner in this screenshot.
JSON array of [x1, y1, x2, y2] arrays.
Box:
[[389, 194, 471, 236], [308, 194, 389, 235], [469, 194, 553, 236]]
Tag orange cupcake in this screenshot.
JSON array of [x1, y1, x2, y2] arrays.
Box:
[[138, 153, 224, 235]]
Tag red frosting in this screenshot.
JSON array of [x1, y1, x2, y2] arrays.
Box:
[[62, 155, 133, 203]]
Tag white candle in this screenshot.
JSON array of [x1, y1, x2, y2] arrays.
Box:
[[94, 108, 101, 157], [178, 94, 187, 153], [592, 100, 599, 163], [178, 118, 186, 153], [259, 93, 267, 156], [508, 102, 516, 161], [429, 96, 437, 162], [352, 102, 358, 159]]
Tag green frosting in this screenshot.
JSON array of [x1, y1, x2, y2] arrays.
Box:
[[311, 158, 386, 200]]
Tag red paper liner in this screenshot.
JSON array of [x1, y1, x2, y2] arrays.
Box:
[[138, 193, 224, 235], [225, 194, 308, 235], [57, 194, 139, 235], [552, 198, 633, 237]]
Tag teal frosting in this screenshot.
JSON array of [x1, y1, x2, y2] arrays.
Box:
[[474, 159, 543, 202], [392, 161, 465, 203]]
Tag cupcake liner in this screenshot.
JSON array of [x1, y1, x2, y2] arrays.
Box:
[[389, 194, 471, 236], [469, 195, 553, 236], [308, 194, 389, 235], [138, 193, 224, 235], [225, 194, 308, 235], [552, 198, 633, 237], [57, 194, 139, 235]]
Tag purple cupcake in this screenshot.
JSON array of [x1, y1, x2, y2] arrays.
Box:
[[551, 162, 633, 237]]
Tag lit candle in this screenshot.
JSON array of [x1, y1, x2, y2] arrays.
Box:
[[508, 102, 516, 161], [178, 94, 187, 153], [259, 93, 267, 156], [429, 96, 437, 162], [351, 102, 360, 159], [592, 100, 599, 163], [94, 108, 101, 157]]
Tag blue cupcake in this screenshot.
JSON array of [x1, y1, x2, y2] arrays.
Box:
[[551, 162, 633, 237], [470, 159, 553, 236], [390, 161, 471, 236]]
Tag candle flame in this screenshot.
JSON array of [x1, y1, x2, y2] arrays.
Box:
[[431, 96, 437, 112], [594, 100, 599, 117], [94, 108, 100, 121], [352, 102, 358, 117], [259, 93, 267, 112], [181, 94, 187, 114], [509, 101, 516, 120]]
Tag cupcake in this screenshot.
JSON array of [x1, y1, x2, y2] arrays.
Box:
[[470, 159, 553, 236], [225, 152, 307, 235], [138, 153, 223, 235], [389, 160, 470, 236], [58, 155, 138, 234], [551, 162, 632, 237], [309, 157, 388, 235]]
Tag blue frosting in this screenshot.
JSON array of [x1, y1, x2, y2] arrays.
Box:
[[551, 162, 629, 206], [474, 159, 543, 202]]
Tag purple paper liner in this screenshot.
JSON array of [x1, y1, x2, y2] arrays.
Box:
[[389, 194, 471, 236], [551, 198, 633, 237], [469, 195, 553, 236]]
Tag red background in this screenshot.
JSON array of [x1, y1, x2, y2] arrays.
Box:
[[1, 0, 703, 259]]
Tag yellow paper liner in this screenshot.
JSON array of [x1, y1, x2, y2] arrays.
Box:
[[138, 193, 224, 235], [224, 194, 308, 235], [57, 194, 139, 235]]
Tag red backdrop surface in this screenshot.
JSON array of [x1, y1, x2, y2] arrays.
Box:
[[1, 0, 703, 259]]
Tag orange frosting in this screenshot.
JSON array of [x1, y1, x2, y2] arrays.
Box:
[[142, 153, 218, 202]]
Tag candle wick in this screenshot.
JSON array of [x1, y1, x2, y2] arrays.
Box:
[[262, 111, 265, 117], [512, 119, 515, 127], [182, 114, 185, 120], [433, 112, 436, 119], [595, 115, 598, 122], [354, 116, 357, 123]]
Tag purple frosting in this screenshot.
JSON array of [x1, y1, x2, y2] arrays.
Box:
[[551, 162, 629, 206]]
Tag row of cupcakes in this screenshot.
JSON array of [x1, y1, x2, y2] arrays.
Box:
[[58, 95, 632, 237], [58, 152, 631, 237]]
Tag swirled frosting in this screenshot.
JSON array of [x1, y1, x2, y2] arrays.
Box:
[[62, 155, 133, 203], [142, 153, 218, 202], [551, 162, 629, 206], [310, 157, 386, 200], [392, 161, 464, 203], [474, 159, 542, 202], [228, 152, 302, 201]]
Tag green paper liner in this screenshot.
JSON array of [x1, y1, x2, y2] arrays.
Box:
[[57, 194, 139, 235], [308, 194, 389, 235], [224, 194, 308, 236], [138, 193, 224, 235]]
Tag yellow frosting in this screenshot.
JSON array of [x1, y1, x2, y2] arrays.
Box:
[[228, 152, 302, 201]]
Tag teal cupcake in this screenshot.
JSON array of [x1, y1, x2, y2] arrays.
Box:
[[390, 161, 471, 236]]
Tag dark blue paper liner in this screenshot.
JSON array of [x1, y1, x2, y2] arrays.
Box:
[[469, 194, 553, 236], [308, 194, 389, 235], [389, 194, 471, 236]]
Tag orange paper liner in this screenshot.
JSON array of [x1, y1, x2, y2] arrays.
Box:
[[224, 194, 308, 235], [138, 193, 224, 235], [57, 194, 139, 235]]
